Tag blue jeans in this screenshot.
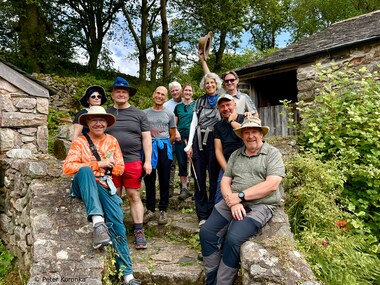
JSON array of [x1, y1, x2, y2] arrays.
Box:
[[71, 167, 133, 275]]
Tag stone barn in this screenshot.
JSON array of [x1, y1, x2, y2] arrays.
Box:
[[236, 10, 380, 136], [0, 58, 55, 156]]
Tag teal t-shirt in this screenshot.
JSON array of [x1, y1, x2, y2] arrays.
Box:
[[174, 102, 195, 138]]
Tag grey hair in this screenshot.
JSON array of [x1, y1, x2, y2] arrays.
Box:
[[200, 73, 223, 91], [169, 81, 182, 90], [222, 70, 239, 81]]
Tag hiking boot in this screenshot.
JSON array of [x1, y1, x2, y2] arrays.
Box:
[[158, 210, 168, 225], [123, 278, 142, 285], [134, 229, 147, 249], [178, 188, 191, 200], [143, 210, 156, 224], [93, 222, 112, 249]]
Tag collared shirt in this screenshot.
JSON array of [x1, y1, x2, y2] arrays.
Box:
[[233, 91, 257, 114], [224, 142, 285, 206]]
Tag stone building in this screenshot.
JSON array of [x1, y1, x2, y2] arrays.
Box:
[[236, 10, 380, 137], [0, 58, 56, 155]]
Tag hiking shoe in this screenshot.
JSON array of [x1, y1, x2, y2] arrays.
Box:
[[123, 278, 142, 285], [178, 188, 191, 200], [134, 229, 147, 249], [158, 211, 168, 225], [93, 222, 112, 249], [143, 210, 156, 224]]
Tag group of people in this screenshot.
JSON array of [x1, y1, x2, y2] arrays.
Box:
[[63, 51, 285, 285]]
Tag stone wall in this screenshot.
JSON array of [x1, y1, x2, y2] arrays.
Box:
[[0, 155, 62, 270], [297, 42, 380, 102], [0, 78, 49, 154]]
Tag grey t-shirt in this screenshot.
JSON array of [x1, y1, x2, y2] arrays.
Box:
[[224, 142, 285, 206], [106, 106, 150, 162], [143, 107, 176, 139]]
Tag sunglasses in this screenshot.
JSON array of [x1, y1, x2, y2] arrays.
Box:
[[90, 94, 102, 99], [224, 79, 236, 83]]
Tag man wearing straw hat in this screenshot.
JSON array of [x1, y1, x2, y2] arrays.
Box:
[[63, 106, 141, 285], [199, 116, 285, 285]]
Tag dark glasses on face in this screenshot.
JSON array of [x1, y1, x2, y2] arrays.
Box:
[[224, 78, 236, 83], [90, 94, 102, 99]]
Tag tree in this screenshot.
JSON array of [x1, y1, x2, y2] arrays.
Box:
[[56, 0, 121, 72], [160, 0, 170, 82], [174, 0, 249, 72], [289, 0, 380, 41], [246, 0, 291, 51], [119, 0, 163, 83], [0, 0, 76, 73]]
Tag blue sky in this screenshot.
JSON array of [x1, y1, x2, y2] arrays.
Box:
[[109, 31, 291, 77]]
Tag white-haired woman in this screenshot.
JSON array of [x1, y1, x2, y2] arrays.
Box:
[[184, 72, 222, 226]]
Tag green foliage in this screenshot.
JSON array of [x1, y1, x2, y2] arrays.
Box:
[[101, 246, 122, 285], [288, 63, 380, 236], [0, 240, 15, 279], [284, 154, 380, 284], [289, 0, 380, 41]]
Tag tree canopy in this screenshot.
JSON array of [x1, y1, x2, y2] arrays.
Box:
[[0, 0, 378, 79]]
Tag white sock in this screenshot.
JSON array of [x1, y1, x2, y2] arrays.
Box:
[[92, 215, 104, 226], [124, 274, 135, 283]]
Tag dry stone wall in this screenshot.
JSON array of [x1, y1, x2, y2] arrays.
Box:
[[0, 78, 49, 154], [297, 42, 380, 102]]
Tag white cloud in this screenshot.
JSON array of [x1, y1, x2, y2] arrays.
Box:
[[109, 42, 139, 77]]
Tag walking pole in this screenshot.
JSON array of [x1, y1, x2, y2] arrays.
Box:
[[184, 139, 192, 190], [190, 159, 201, 191]]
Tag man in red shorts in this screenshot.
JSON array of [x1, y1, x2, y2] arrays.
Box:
[[106, 77, 152, 249]]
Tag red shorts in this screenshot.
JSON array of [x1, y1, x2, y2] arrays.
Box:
[[112, 161, 143, 189]]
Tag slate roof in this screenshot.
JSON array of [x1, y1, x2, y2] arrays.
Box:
[[0, 57, 57, 95], [236, 10, 380, 75]]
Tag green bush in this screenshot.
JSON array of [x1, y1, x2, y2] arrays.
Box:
[[0, 240, 14, 279], [285, 63, 380, 236], [284, 154, 380, 284]]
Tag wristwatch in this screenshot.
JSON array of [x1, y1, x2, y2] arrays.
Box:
[[229, 119, 236, 124], [238, 191, 246, 202]]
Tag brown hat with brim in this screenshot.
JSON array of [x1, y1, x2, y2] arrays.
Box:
[[198, 31, 213, 60], [79, 106, 116, 127], [234, 117, 270, 138]]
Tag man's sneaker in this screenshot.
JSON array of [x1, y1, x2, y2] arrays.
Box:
[[134, 229, 147, 249], [143, 210, 156, 224], [123, 278, 142, 285], [93, 222, 112, 249], [178, 188, 191, 200], [158, 210, 168, 225]]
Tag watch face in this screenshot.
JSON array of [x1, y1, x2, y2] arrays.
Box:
[[238, 192, 244, 198]]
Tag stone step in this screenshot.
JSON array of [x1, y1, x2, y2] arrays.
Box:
[[123, 194, 205, 284], [28, 178, 104, 285], [27, 177, 206, 285]]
